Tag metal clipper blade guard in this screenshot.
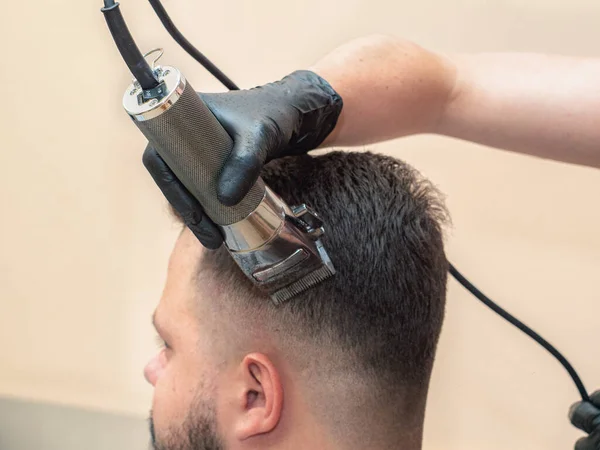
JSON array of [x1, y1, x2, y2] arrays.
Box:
[[222, 187, 335, 305]]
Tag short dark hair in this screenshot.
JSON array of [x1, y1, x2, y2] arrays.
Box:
[[206, 151, 449, 396]]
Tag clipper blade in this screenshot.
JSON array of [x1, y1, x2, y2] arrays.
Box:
[[271, 262, 335, 306], [222, 187, 336, 305]]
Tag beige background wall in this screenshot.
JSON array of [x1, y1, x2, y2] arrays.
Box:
[[1, 0, 599, 449]]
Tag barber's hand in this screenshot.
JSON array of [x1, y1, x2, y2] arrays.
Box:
[[200, 70, 343, 206], [570, 391, 600, 450], [142, 70, 342, 249]]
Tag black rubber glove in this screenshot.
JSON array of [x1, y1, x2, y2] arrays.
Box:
[[142, 70, 342, 249], [142, 146, 223, 249], [570, 391, 600, 450], [202, 70, 343, 206]]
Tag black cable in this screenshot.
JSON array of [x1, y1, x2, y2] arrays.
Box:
[[101, 1, 160, 90], [449, 263, 590, 403], [147, 0, 240, 91]]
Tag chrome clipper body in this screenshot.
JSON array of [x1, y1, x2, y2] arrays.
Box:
[[222, 187, 334, 305]]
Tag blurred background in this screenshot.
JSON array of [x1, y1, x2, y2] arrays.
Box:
[[1, 0, 599, 449]]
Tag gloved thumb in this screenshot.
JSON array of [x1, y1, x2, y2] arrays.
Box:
[[217, 123, 280, 206]]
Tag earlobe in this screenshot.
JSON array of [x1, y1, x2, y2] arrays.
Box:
[[234, 353, 283, 441]]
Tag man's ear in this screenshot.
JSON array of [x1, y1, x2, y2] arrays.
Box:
[[233, 352, 283, 441]]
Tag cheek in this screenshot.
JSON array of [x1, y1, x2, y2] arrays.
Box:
[[148, 351, 210, 437], [148, 352, 182, 436]]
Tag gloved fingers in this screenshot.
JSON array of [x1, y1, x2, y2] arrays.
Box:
[[142, 145, 223, 250], [217, 144, 263, 206], [575, 431, 600, 450], [570, 400, 600, 433], [217, 122, 279, 206]]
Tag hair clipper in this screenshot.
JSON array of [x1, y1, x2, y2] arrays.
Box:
[[122, 64, 335, 304], [101, 1, 334, 303]]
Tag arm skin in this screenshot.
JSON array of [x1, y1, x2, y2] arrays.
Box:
[[311, 35, 600, 169]]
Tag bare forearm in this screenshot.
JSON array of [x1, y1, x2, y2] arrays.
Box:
[[439, 53, 600, 168], [311, 35, 600, 168], [311, 35, 456, 146]]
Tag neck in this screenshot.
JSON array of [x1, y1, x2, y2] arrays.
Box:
[[247, 398, 423, 450], [302, 387, 426, 450], [328, 420, 423, 450], [264, 362, 426, 450], [286, 405, 423, 450], [302, 428, 422, 450]]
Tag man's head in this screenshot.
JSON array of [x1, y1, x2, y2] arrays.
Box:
[[145, 151, 449, 450]]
